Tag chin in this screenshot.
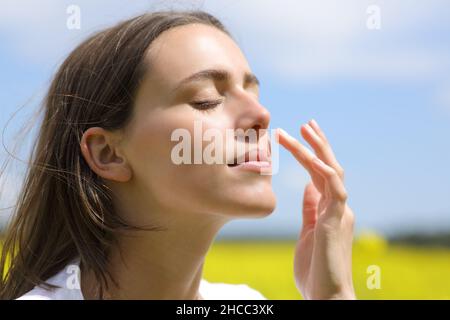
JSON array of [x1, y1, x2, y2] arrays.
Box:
[[224, 190, 277, 219], [248, 195, 277, 218]]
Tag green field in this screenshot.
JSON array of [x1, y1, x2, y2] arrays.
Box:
[[204, 236, 450, 299]]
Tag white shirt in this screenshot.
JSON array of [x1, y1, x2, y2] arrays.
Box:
[[17, 258, 266, 300]]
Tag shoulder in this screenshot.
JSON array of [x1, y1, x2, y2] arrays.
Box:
[[17, 285, 83, 300], [16, 286, 54, 300], [16, 259, 83, 300], [199, 279, 266, 300]]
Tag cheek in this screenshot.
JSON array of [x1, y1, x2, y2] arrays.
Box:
[[125, 109, 233, 211], [125, 109, 276, 216]]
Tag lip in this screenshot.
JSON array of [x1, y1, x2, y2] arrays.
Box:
[[230, 160, 272, 173], [227, 147, 272, 173]]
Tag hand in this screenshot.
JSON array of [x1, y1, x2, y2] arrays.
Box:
[[277, 119, 356, 300]]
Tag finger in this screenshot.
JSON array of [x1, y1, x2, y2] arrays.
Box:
[[308, 119, 328, 144], [277, 128, 315, 172], [309, 119, 345, 180], [300, 121, 345, 181], [276, 128, 324, 191], [311, 157, 348, 206], [302, 181, 320, 228]]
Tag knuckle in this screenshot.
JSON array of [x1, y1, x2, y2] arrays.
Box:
[[334, 189, 348, 202], [329, 167, 340, 179], [336, 166, 345, 179], [315, 138, 326, 149], [346, 209, 355, 226]]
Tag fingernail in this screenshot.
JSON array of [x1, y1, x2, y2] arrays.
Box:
[[304, 123, 314, 134], [274, 128, 281, 143], [310, 119, 318, 127], [278, 128, 291, 139]]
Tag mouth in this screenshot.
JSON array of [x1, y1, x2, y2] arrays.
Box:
[[227, 148, 272, 168]]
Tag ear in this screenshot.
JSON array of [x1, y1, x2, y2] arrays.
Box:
[[80, 127, 132, 182]]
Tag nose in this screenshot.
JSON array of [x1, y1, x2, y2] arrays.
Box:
[[229, 90, 272, 163], [233, 92, 271, 133]]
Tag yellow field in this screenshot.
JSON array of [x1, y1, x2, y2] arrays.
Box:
[[2, 233, 450, 299], [204, 237, 450, 299]]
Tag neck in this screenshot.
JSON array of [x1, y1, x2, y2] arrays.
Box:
[[81, 207, 228, 299]]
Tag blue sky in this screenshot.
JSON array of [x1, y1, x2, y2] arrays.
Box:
[[0, 0, 449, 238]]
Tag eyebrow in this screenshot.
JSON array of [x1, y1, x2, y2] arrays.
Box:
[[172, 68, 260, 92]]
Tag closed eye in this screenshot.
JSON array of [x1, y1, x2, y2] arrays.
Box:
[[190, 99, 223, 111]]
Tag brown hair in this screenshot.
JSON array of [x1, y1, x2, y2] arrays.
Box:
[[0, 10, 230, 299]]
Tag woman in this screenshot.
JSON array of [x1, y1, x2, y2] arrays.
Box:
[[0, 10, 355, 300]]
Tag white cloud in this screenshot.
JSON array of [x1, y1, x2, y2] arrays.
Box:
[[206, 0, 450, 83], [274, 48, 450, 84], [1, 0, 449, 83], [0, 0, 70, 63], [0, 0, 164, 64]]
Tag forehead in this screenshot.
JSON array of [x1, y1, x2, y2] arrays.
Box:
[[144, 23, 251, 85]]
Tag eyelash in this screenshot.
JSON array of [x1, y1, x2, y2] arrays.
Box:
[[190, 99, 223, 111]]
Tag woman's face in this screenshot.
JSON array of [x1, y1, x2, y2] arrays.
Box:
[[118, 23, 276, 222]]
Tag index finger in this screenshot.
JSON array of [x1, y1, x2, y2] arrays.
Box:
[[276, 128, 324, 192]]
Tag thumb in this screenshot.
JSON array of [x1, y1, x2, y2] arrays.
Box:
[[302, 181, 320, 229]]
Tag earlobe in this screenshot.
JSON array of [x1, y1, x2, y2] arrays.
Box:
[[80, 127, 132, 183]]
